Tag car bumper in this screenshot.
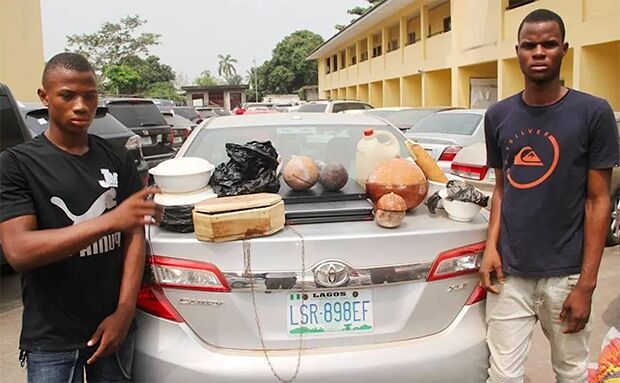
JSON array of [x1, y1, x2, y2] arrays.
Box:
[[134, 303, 489, 382]]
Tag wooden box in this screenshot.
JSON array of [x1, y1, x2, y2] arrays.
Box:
[[193, 193, 285, 242]]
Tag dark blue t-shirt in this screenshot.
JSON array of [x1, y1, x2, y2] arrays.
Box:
[[485, 89, 619, 277]]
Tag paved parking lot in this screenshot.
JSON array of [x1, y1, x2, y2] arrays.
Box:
[[0, 247, 617, 382]]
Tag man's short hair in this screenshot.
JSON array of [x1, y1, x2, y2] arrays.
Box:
[[42, 52, 95, 87], [517, 9, 566, 42]]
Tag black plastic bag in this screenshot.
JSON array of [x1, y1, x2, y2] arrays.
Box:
[[209, 141, 280, 196], [426, 180, 489, 214], [158, 205, 194, 233]]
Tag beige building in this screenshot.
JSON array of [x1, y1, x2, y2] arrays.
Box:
[[0, 0, 45, 102], [308, 0, 620, 110]]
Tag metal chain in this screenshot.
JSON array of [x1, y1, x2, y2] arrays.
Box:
[[243, 225, 306, 383]]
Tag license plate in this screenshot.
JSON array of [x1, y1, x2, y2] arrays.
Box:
[[174, 136, 183, 143], [287, 289, 373, 335], [141, 136, 152, 145], [156, 134, 163, 143]]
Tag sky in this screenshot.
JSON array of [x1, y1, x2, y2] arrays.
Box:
[[40, 0, 363, 85]]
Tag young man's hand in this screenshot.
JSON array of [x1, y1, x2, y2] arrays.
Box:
[[86, 306, 134, 364], [480, 247, 504, 294], [559, 286, 593, 333], [105, 187, 162, 233]]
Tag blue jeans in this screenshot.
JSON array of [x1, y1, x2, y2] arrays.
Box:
[[24, 332, 134, 383]]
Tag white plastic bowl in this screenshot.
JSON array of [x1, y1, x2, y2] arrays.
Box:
[[149, 157, 214, 194], [438, 188, 482, 222]]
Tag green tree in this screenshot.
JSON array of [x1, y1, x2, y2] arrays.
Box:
[[335, 1, 383, 30], [217, 54, 238, 82], [144, 82, 184, 103], [66, 15, 161, 80], [193, 70, 218, 86], [258, 30, 324, 94], [226, 74, 243, 86], [103, 64, 141, 94]]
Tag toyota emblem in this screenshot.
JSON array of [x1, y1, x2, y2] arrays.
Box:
[[314, 261, 349, 288]]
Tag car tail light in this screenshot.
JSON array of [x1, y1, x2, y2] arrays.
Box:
[[168, 128, 175, 145], [151, 255, 231, 292], [438, 145, 462, 161], [426, 242, 485, 282], [465, 283, 487, 305], [137, 282, 183, 322], [125, 134, 144, 158], [451, 163, 489, 181]]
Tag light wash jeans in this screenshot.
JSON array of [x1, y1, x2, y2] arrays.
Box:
[[485, 273, 590, 383]]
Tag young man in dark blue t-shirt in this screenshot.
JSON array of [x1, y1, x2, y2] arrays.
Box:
[[480, 9, 619, 383]]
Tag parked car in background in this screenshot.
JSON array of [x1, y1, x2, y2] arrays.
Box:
[[172, 106, 203, 124], [134, 113, 490, 382], [244, 106, 280, 114], [196, 106, 231, 117], [406, 109, 486, 174], [298, 100, 373, 113], [102, 98, 176, 168], [450, 112, 620, 246], [161, 111, 196, 149], [384, 107, 460, 131]]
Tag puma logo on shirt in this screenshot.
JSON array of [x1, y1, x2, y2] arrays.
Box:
[[50, 187, 119, 257]]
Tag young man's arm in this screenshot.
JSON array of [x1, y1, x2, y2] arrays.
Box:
[[86, 226, 145, 364], [479, 169, 505, 294], [1, 187, 158, 272], [559, 168, 612, 333]]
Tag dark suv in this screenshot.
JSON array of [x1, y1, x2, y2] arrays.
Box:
[[102, 98, 176, 168]]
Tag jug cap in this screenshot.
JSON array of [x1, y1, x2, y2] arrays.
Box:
[[363, 128, 374, 137]]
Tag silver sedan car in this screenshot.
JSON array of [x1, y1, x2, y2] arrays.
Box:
[[134, 113, 490, 382]]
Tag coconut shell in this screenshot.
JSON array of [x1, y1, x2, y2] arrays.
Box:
[[319, 162, 348, 191], [282, 155, 319, 190], [376, 193, 407, 212]]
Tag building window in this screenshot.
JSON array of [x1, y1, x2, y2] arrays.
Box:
[[372, 46, 382, 58], [371, 33, 382, 58], [443, 17, 451, 32], [333, 54, 338, 71], [506, 0, 536, 10], [349, 45, 357, 65], [326, 58, 330, 74], [361, 51, 368, 62], [407, 32, 417, 45], [340, 51, 346, 69]]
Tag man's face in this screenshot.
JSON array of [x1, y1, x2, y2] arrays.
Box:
[[38, 68, 98, 133], [516, 21, 568, 85]]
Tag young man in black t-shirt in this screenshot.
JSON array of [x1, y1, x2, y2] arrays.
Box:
[[480, 9, 619, 383], [0, 53, 160, 382]]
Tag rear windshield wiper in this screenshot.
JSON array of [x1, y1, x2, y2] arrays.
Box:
[[140, 122, 161, 127]]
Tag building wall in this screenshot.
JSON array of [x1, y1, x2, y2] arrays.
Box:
[[0, 0, 45, 102], [317, 0, 620, 109]]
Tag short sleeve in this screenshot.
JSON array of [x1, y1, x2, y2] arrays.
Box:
[[588, 101, 620, 169], [484, 113, 503, 168], [0, 150, 36, 222], [117, 150, 143, 202]]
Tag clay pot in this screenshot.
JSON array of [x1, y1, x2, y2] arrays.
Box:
[[375, 193, 407, 228], [366, 158, 428, 210]]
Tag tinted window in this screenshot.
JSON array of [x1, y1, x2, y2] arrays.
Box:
[[173, 107, 201, 121], [345, 103, 369, 111], [332, 103, 346, 113], [164, 114, 195, 128], [366, 110, 399, 119], [106, 102, 167, 128], [411, 113, 483, 135], [1, 96, 26, 151], [24, 108, 132, 138], [298, 104, 327, 113]]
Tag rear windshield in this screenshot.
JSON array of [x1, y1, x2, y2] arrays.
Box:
[[385, 109, 439, 128], [173, 107, 200, 120], [411, 113, 483, 135], [106, 102, 167, 128], [24, 109, 131, 137], [298, 104, 327, 113], [164, 114, 195, 128]]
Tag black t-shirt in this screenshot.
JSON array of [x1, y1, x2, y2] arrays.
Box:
[[485, 90, 620, 277], [0, 133, 142, 351]]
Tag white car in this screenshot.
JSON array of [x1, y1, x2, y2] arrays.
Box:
[[406, 109, 486, 175], [298, 100, 373, 113]]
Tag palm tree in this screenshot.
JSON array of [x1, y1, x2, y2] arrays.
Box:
[[217, 54, 238, 82]]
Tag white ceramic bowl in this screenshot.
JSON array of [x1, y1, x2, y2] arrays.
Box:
[[438, 188, 482, 222], [149, 157, 214, 194]]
